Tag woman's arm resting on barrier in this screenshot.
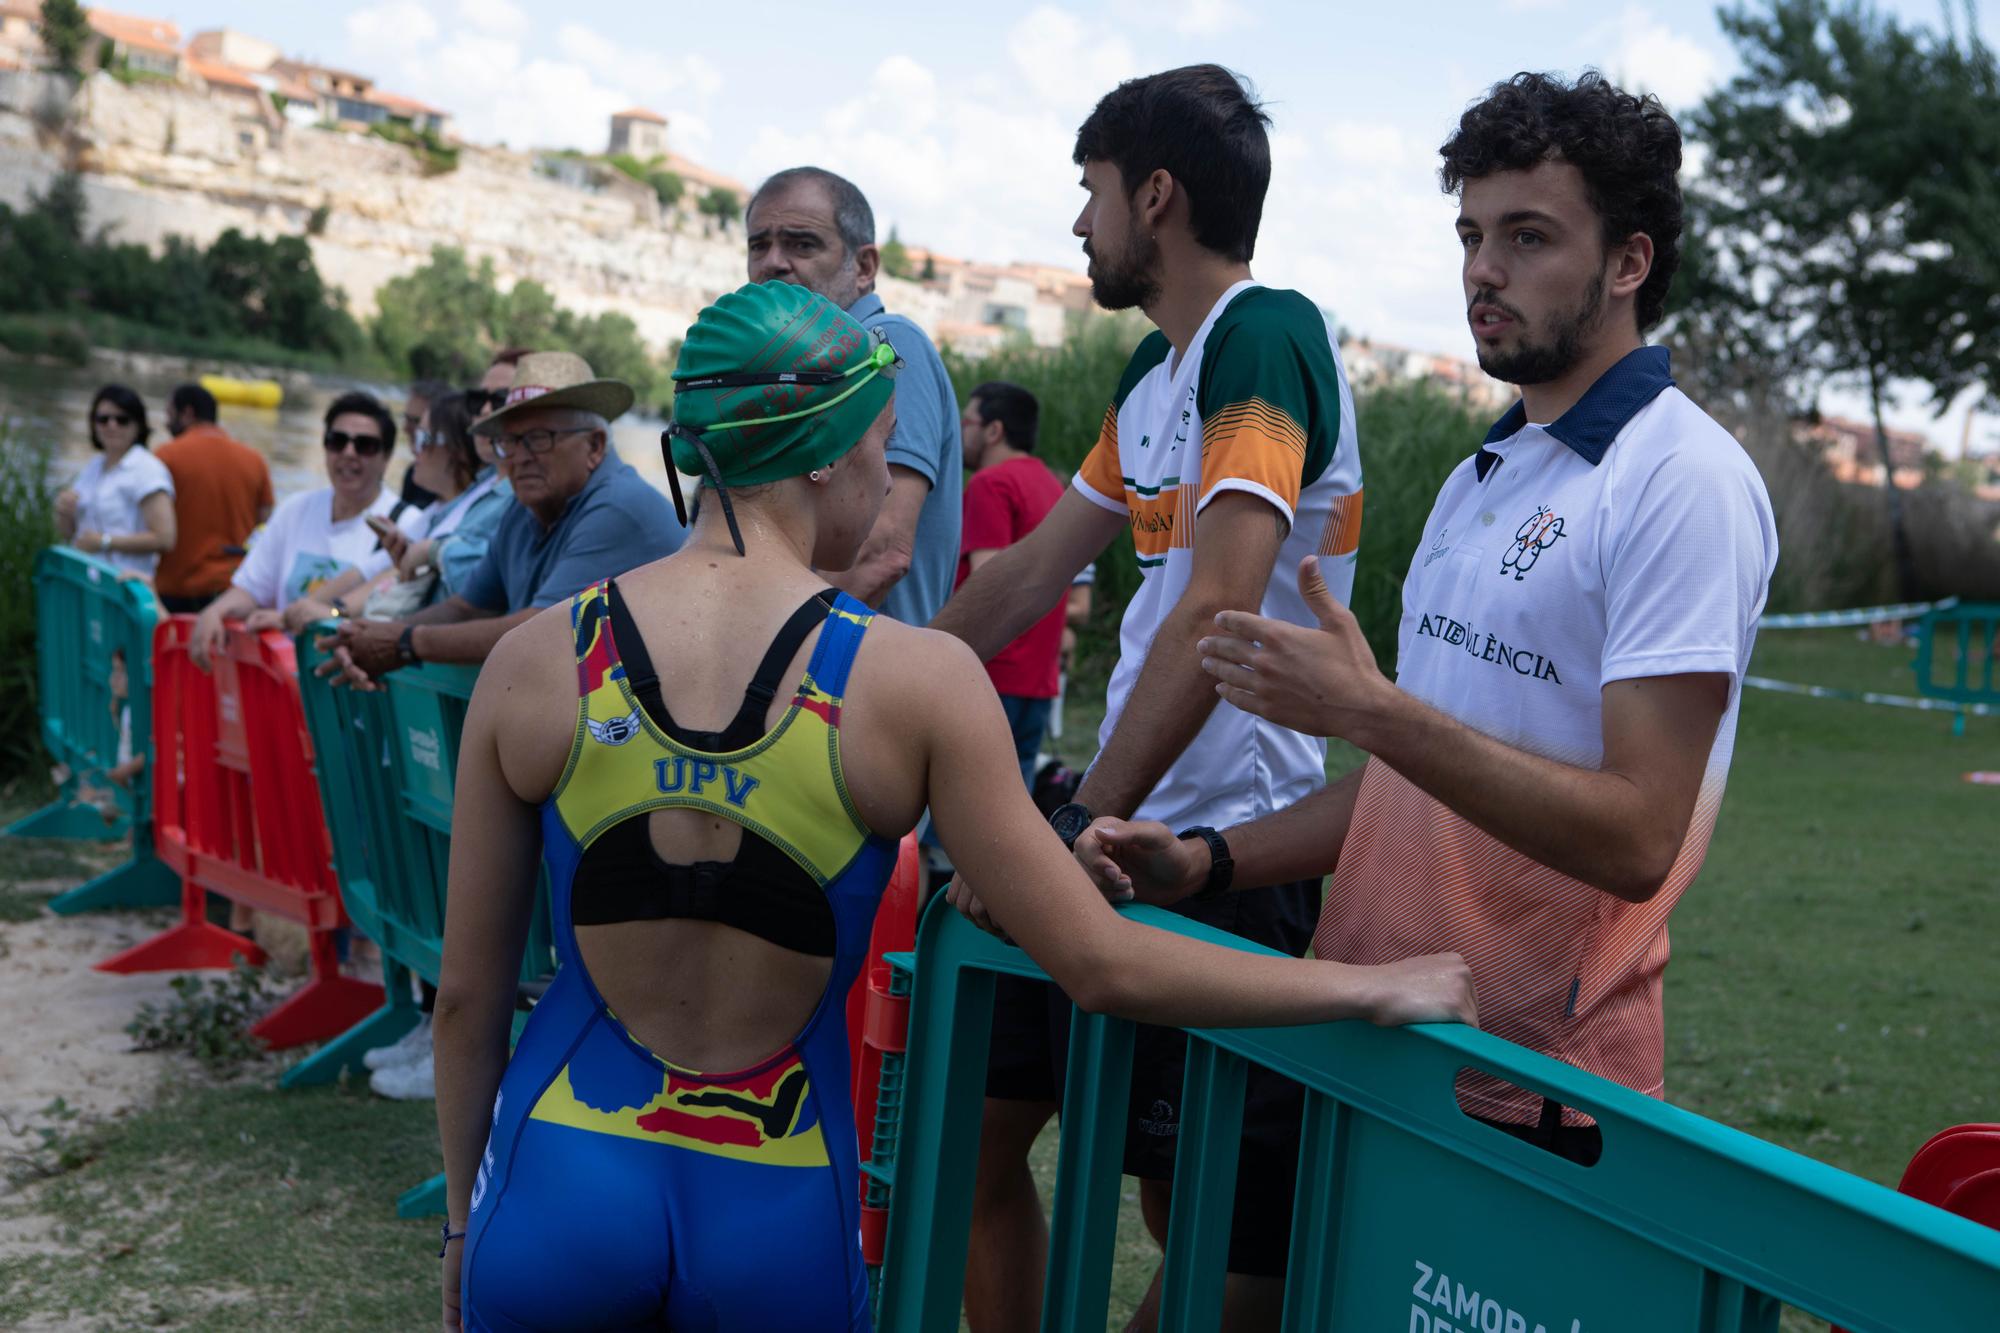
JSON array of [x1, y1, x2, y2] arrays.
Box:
[[920, 632, 1475, 1031], [54, 488, 79, 540], [435, 619, 566, 1327]]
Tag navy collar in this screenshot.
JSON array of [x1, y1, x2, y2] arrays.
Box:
[[1481, 345, 1675, 465], [846, 291, 886, 322]]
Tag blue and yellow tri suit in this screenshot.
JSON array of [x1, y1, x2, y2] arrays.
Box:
[[462, 580, 899, 1331]]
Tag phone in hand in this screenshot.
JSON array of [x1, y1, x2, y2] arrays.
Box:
[[365, 514, 398, 540]]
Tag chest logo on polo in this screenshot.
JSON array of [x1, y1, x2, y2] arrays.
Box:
[[587, 709, 643, 747], [1500, 505, 1566, 581], [655, 756, 761, 808]]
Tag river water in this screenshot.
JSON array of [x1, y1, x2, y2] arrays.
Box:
[[0, 353, 685, 504]]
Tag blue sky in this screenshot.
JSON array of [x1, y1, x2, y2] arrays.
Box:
[[135, 2, 2000, 448]]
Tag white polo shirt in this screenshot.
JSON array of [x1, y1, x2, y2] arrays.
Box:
[[1316, 346, 1778, 1124], [1073, 280, 1364, 831]]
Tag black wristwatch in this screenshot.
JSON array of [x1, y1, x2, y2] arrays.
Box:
[[1048, 801, 1095, 851], [396, 624, 422, 667], [1176, 825, 1234, 902]]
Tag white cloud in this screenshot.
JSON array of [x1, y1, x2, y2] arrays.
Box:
[[455, 0, 527, 39], [1601, 5, 1721, 109], [345, 1, 438, 48], [1007, 6, 1141, 113], [337, 5, 723, 154], [1109, 0, 1252, 36], [1324, 120, 1415, 171]]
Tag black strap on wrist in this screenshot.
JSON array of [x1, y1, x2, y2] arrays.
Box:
[[439, 1221, 466, 1257], [398, 624, 421, 666], [1176, 825, 1234, 902]]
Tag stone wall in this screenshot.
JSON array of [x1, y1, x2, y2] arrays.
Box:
[[0, 71, 947, 351]]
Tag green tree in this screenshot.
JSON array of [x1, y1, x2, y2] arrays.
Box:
[[38, 0, 92, 77], [1683, 0, 2000, 596], [880, 225, 913, 279], [698, 187, 741, 223], [920, 253, 937, 282], [646, 168, 684, 208], [370, 246, 505, 381]]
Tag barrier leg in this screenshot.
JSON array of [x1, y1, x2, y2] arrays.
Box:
[[1041, 1008, 1138, 1333], [1156, 1039, 1247, 1333], [1278, 1093, 1351, 1333], [248, 927, 387, 1052], [95, 881, 266, 974], [3, 800, 121, 841], [46, 852, 179, 914], [280, 958, 421, 1090]]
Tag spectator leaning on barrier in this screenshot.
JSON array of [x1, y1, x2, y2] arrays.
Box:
[[56, 384, 176, 579], [189, 391, 424, 672], [385, 389, 514, 607], [746, 166, 961, 626], [154, 383, 273, 613], [1079, 72, 1780, 1171], [316, 351, 685, 686], [933, 65, 1366, 1330], [955, 381, 1068, 785]]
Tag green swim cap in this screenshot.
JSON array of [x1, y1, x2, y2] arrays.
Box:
[[669, 281, 898, 488]]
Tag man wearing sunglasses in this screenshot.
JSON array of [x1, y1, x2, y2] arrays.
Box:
[[190, 391, 423, 671], [317, 351, 684, 688]]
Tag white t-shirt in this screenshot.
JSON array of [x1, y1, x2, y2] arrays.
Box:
[[1072, 280, 1364, 830], [70, 448, 174, 576], [231, 486, 424, 609]]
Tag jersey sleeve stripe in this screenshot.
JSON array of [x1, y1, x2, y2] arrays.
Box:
[[1075, 403, 1125, 508], [1202, 399, 1309, 462], [1317, 488, 1365, 557]]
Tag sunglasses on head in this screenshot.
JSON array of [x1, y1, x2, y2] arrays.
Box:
[[94, 412, 132, 427], [465, 388, 507, 415], [324, 429, 387, 457]]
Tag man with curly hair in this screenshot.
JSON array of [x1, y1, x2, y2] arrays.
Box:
[[1080, 72, 1778, 1171]]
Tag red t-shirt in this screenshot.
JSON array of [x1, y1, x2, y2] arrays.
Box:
[[957, 456, 1067, 698]]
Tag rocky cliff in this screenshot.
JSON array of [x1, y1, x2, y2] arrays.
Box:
[[0, 70, 946, 350]]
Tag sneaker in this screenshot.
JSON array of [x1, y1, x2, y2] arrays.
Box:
[[362, 1015, 432, 1071], [370, 1053, 435, 1101]]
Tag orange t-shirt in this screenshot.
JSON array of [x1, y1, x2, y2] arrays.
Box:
[[153, 424, 274, 599]]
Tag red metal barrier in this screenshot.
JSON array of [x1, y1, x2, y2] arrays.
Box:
[[97, 618, 382, 1049], [848, 834, 920, 1107]]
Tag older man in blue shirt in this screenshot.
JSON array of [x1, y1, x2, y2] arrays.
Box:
[[320, 351, 684, 684], [745, 166, 960, 627]]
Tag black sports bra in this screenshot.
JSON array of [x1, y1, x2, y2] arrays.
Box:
[[570, 581, 839, 956]]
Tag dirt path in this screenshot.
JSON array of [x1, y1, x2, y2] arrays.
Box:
[[0, 893, 180, 1163]]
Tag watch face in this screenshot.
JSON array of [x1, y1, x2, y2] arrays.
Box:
[[1050, 803, 1092, 845]]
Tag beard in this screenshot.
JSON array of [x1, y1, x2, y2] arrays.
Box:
[[1085, 222, 1161, 311], [1473, 271, 1605, 385]]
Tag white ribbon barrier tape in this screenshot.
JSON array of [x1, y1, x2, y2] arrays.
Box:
[[1757, 597, 1960, 630], [1742, 674, 2000, 718]]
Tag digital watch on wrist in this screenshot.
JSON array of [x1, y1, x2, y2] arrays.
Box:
[[397, 624, 422, 667], [1176, 825, 1234, 902], [1048, 802, 1095, 851]]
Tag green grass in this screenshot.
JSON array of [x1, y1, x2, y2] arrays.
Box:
[[0, 629, 1992, 1328]]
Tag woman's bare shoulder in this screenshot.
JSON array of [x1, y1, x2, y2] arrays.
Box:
[[851, 619, 992, 708]]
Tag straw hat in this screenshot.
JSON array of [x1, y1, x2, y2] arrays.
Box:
[[472, 351, 635, 435]]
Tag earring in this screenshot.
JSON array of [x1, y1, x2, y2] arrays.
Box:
[[809, 470, 822, 481]]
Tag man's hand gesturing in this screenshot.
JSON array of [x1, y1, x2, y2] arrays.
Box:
[[1199, 554, 1398, 743]]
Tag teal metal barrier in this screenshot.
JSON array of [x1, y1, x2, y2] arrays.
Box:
[[287, 634, 554, 1216], [876, 902, 2000, 1332], [4, 547, 176, 911], [1913, 601, 1999, 737]]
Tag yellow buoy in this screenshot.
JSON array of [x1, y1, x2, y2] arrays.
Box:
[[198, 374, 284, 409]]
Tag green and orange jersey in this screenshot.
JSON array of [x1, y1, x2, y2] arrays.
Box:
[[1072, 281, 1364, 832]]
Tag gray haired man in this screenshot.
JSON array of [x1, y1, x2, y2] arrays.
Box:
[[745, 166, 961, 627]]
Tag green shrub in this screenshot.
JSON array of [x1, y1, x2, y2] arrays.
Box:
[[0, 311, 88, 363], [0, 423, 55, 787], [368, 120, 458, 176]]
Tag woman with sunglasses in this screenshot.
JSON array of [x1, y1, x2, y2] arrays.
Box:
[[56, 385, 176, 578], [308, 389, 514, 622], [189, 391, 425, 671], [435, 283, 1476, 1332]]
